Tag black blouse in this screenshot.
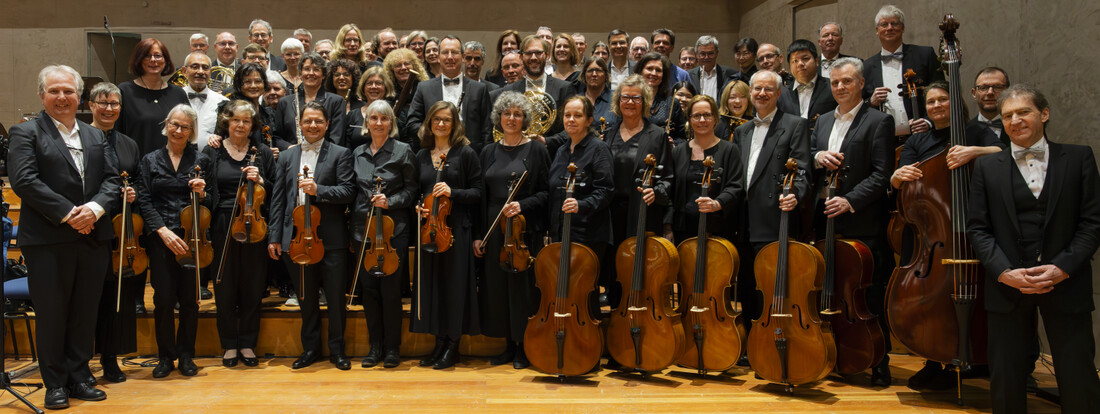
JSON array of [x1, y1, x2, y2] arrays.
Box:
[[133, 144, 203, 232], [477, 140, 551, 238], [116, 81, 190, 156], [416, 144, 484, 231], [602, 119, 674, 239], [196, 144, 275, 213], [547, 133, 615, 246], [898, 125, 1000, 167], [342, 97, 406, 152], [667, 139, 745, 236], [350, 137, 419, 243]]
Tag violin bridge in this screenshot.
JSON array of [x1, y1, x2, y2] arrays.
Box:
[[771, 313, 793, 318], [689, 306, 709, 313], [941, 259, 981, 265], [553, 312, 572, 318], [627, 306, 648, 311], [820, 309, 841, 315]]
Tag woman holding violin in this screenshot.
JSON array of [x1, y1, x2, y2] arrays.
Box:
[[473, 92, 550, 369], [267, 101, 356, 370], [412, 101, 484, 370], [198, 99, 276, 368], [349, 100, 418, 369], [132, 104, 206, 378], [87, 82, 143, 383]]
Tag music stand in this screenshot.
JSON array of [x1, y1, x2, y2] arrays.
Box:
[[0, 178, 45, 413]]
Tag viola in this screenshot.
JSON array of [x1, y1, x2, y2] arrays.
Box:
[[230, 146, 267, 243], [288, 166, 324, 265], [814, 164, 885, 375], [524, 163, 603, 377], [177, 166, 213, 305], [363, 176, 399, 277], [497, 171, 532, 273], [420, 152, 453, 253], [747, 158, 835, 392], [675, 156, 744, 374], [606, 154, 684, 373], [112, 171, 148, 311]]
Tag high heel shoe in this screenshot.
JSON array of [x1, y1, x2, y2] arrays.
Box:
[[433, 338, 460, 370], [420, 336, 447, 367]]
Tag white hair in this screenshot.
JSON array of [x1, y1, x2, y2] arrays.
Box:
[[249, 19, 273, 35], [293, 28, 311, 38], [819, 22, 843, 36], [184, 51, 211, 67], [695, 35, 719, 49], [266, 70, 286, 89], [875, 5, 905, 25], [281, 38, 304, 54], [750, 70, 782, 89], [162, 104, 199, 143], [631, 36, 649, 48], [190, 33, 208, 43], [830, 57, 863, 78], [37, 65, 82, 95]]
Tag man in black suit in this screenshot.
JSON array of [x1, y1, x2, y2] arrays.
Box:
[[248, 19, 286, 71], [407, 36, 494, 153], [268, 102, 356, 371], [968, 67, 1011, 147], [7, 65, 120, 409], [689, 35, 734, 102], [732, 69, 812, 330], [818, 22, 851, 79], [862, 5, 943, 138], [967, 84, 1100, 414], [778, 40, 837, 122], [490, 35, 572, 139], [810, 57, 895, 386]]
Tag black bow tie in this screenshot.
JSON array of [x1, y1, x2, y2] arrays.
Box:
[[443, 77, 461, 86], [985, 118, 1002, 130], [188, 92, 206, 102]]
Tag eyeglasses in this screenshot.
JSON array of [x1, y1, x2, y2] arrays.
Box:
[[752, 86, 777, 94], [431, 117, 453, 125], [619, 95, 643, 103], [691, 113, 714, 121], [216, 41, 237, 47], [301, 119, 327, 125], [251, 32, 271, 39], [975, 84, 1008, 93], [145, 54, 165, 61], [522, 50, 545, 57], [408, 41, 426, 48], [167, 121, 192, 132], [756, 53, 779, 62], [93, 101, 120, 109], [877, 21, 903, 28], [585, 68, 604, 74]]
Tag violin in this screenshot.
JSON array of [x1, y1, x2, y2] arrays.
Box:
[[886, 17, 987, 404], [230, 147, 267, 243], [886, 72, 926, 255], [362, 177, 399, 277], [495, 172, 532, 273], [606, 154, 684, 373], [288, 166, 324, 265], [747, 158, 835, 392], [177, 166, 213, 305], [420, 152, 453, 253], [524, 163, 603, 377], [814, 164, 885, 375], [112, 171, 148, 311], [901, 69, 924, 122], [675, 156, 744, 374]]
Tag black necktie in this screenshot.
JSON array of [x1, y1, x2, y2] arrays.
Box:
[[188, 92, 206, 102], [443, 77, 460, 86]]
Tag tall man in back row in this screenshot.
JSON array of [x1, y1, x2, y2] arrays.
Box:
[[8, 65, 121, 410]]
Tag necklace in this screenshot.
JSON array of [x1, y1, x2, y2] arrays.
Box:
[[138, 77, 165, 103]]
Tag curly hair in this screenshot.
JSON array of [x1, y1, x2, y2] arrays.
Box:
[[491, 91, 532, 132]]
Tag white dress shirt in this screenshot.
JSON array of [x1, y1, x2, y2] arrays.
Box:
[[794, 79, 815, 119], [441, 75, 464, 120], [184, 85, 228, 150], [746, 109, 776, 183], [1011, 137, 1048, 198], [978, 112, 1003, 139], [298, 139, 322, 205], [700, 66, 719, 101], [48, 116, 105, 222], [820, 54, 837, 79], [815, 101, 864, 168], [880, 47, 909, 136], [609, 60, 631, 91]]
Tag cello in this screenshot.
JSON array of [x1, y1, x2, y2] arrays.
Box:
[[288, 166, 324, 265], [420, 153, 453, 253], [112, 171, 147, 311], [229, 147, 267, 243], [747, 159, 835, 392], [885, 14, 987, 405], [815, 164, 885, 375], [524, 163, 603, 377], [177, 166, 213, 305], [675, 156, 744, 374], [606, 154, 684, 373]]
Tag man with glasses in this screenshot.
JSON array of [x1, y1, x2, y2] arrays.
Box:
[[607, 29, 634, 91], [182, 52, 227, 148], [248, 18, 286, 71], [968, 67, 1011, 146], [407, 36, 494, 153], [727, 37, 759, 85], [242, 43, 272, 71], [755, 43, 793, 88], [689, 35, 734, 102], [213, 32, 240, 71], [492, 35, 572, 138], [862, 5, 942, 137]]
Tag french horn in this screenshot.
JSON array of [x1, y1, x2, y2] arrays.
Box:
[[168, 65, 234, 94], [493, 89, 557, 141]]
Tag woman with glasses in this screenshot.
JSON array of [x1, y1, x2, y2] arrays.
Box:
[[324, 59, 362, 115], [578, 57, 612, 127], [117, 38, 190, 156], [331, 24, 372, 71], [669, 95, 744, 243]]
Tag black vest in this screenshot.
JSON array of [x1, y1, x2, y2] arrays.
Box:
[[1010, 165, 1049, 267]]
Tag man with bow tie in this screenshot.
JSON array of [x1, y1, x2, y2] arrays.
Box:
[[967, 84, 1100, 414], [817, 22, 851, 79], [182, 52, 228, 150], [861, 5, 944, 138], [969, 67, 1011, 147], [406, 35, 494, 153]]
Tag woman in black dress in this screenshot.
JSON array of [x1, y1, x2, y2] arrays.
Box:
[[412, 101, 483, 370], [116, 37, 190, 156], [88, 82, 142, 383], [132, 104, 206, 378], [198, 99, 276, 368], [351, 100, 419, 369], [473, 92, 550, 369], [344, 66, 396, 150]]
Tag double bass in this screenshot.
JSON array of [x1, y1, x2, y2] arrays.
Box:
[[815, 164, 885, 375], [885, 15, 987, 405], [747, 159, 835, 392], [112, 171, 147, 311], [606, 154, 684, 373], [288, 166, 324, 265], [524, 163, 603, 377], [675, 156, 744, 374], [177, 166, 213, 305], [420, 153, 453, 253]]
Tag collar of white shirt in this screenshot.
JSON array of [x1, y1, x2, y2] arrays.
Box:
[[1010, 136, 1048, 158], [834, 101, 863, 121], [301, 139, 323, 153], [978, 112, 1002, 125], [526, 73, 547, 91], [49, 115, 80, 138], [701, 66, 717, 79]]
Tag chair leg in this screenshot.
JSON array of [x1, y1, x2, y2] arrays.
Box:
[[6, 318, 19, 360], [22, 316, 35, 362]]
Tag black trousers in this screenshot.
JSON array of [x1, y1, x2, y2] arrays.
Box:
[[286, 248, 348, 355], [358, 233, 408, 351], [988, 301, 1100, 414], [212, 210, 268, 350], [148, 235, 199, 360], [733, 241, 768, 331], [23, 241, 108, 389], [94, 261, 141, 357]]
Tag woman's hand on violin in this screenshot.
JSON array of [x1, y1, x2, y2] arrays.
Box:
[[122, 186, 136, 203], [891, 163, 923, 188], [562, 197, 579, 214], [504, 201, 522, 218], [157, 227, 189, 256], [778, 193, 798, 212], [267, 243, 282, 260], [432, 182, 451, 198], [638, 187, 656, 205], [299, 177, 317, 196], [371, 193, 389, 209], [207, 134, 223, 149], [242, 165, 262, 185], [189, 178, 206, 194], [696, 196, 721, 213], [472, 240, 484, 257]]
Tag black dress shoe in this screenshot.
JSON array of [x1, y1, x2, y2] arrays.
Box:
[[101, 357, 126, 383], [241, 355, 259, 367], [362, 347, 383, 368], [152, 360, 175, 378], [1026, 374, 1040, 393], [433, 340, 460, 370], [68, 382, 106, 401], [513, 344, 530, 370], [292, 350, 320, 369], [490, 341, 517, 366], [420, 337, 447, 367], [44, 387, 69, 410], [201, 287, 213, 300], [870, 359, 892, 387], [179, 357, 199, 376], [222, 355, 239, 367], [383, 350, 401, 368], [135, 303, 147, 314], [330, 354, 351, 370], [907, 361, 943, 390], [959, 364, 989, 379]]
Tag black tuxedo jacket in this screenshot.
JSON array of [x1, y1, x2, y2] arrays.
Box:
[[778, 75, 837, 122], [268, 141, 356, 250], [8, 112, 122, 247], [861, 44, 943, 119], [733, 110, 812, 243], [490, 75, 573, 138], [809, 105, 894, 238], [406, 76, 494, 153], [274, 88, 347, 146], [689, 64, 734, 96], [967, 142, 1100, 314]]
